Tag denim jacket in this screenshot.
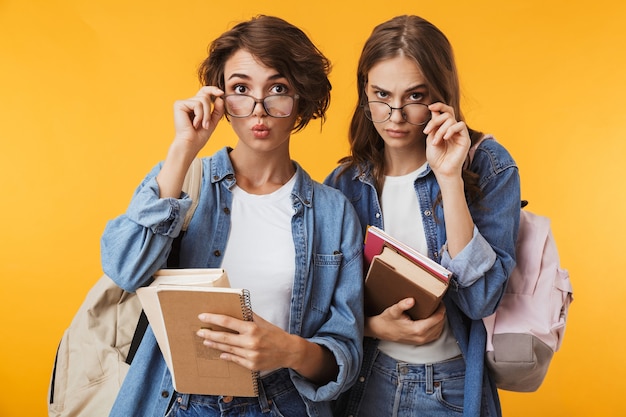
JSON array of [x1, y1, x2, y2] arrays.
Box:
[[101, 147, 364, 417], [323, 137, 520, 417]]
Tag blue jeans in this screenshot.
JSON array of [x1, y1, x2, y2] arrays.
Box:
[[359, 351, 466, 417], [165, 368, 307, 417]]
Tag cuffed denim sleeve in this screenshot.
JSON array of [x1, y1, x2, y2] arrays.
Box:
[[125, 177, 193, 237], [101, 165, 193, 293], [440, 225, 497, 287], [289, 335, 356, 402]]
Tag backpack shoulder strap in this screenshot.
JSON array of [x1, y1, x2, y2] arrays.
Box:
[[127, 158, 203, 364], [466, 135, 495, 168], [181, 157, 203, 232], [467, 137, 527, 209]]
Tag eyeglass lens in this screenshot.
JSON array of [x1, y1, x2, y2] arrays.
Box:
[[365, 102, 430, 125], [224, 95, 295, 118]]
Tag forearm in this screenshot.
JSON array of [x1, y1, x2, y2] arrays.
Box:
[[102, 163, 194, 291], [156, 141, 197, 198], [439, 176, 474, 257]]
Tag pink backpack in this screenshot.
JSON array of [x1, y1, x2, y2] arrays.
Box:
[[482, 207, 573, 391], [471, 137, 574, 392]]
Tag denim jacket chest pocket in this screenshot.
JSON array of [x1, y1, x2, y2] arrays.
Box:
[[309, 252, 344, 316]]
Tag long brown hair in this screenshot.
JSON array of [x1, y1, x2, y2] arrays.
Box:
[[198, 15, 332, 133], [341, 15, 482, 201]]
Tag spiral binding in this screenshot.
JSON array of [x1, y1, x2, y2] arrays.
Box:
[[240, 289, 253, 322], [240, 288, 260, 396]]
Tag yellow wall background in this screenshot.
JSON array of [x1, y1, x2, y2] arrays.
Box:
[[1, 0, 624, 415]]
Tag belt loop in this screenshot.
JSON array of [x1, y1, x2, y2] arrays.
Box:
[[257, 376, 271, 413], [178, 393, 190, 410], [425, 364, 434, 394]]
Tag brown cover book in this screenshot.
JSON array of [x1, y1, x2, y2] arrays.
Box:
[[136, 269, 258, 397], [365, 246, 448, 320]]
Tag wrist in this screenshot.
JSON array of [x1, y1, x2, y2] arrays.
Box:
[[285, 335, 338, 384], [364, 315, 382, 339], [434, 172, 464, 190], [167, 140, 200, 164]]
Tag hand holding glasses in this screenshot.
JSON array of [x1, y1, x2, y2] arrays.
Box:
[[364, 101, 431, 126]]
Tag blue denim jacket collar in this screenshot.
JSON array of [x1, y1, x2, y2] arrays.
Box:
[[210, 147, 314, 209], [209, 147, 236, 185]]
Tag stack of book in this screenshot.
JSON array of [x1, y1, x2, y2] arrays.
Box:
[[363, 226, 452, 320], [136, 268, 258, 397]]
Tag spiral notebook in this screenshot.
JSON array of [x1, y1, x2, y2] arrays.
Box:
[[136, 269, 259, 397]]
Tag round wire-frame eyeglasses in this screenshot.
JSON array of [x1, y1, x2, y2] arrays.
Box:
[[364, 101, 431, 125]]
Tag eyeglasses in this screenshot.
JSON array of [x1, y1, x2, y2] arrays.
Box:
[[363, 101, 431, 125], [222, 94, 299, 118]]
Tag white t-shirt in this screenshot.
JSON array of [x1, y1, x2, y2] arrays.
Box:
[[221, 175, 296, 334], [378, 163, 462, 363]]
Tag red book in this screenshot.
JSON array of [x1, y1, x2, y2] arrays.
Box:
[[363, 226, 452, 283]]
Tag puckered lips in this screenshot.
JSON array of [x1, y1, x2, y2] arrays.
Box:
[[252, 123, 270, 139]]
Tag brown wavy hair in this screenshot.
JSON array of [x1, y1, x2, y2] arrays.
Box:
[[198, 15, 332, 133], [340, 15, 482, 202]]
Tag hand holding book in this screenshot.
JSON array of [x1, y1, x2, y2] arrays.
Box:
[[196, 306, 341, 386], [365, 301, 447, 344], [136, 269, 259, 397]]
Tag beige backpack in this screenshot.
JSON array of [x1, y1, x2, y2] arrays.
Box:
[[48, 159, 202, 416]]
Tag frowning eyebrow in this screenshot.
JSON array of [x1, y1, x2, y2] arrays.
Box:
[[369, 83, 428, 94]]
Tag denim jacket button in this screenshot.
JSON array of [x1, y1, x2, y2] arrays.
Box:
[[161, 390, 169, 398], [213, 250, 221, 257], [375, 212, 381, 218], [358, 376, 365, 383], [424, 209, 432, 217], [223, 207, 230, 214]]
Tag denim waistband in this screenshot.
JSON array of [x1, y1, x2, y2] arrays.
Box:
[[374, 350, 466, 381], [175, 368, 294, 412]]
